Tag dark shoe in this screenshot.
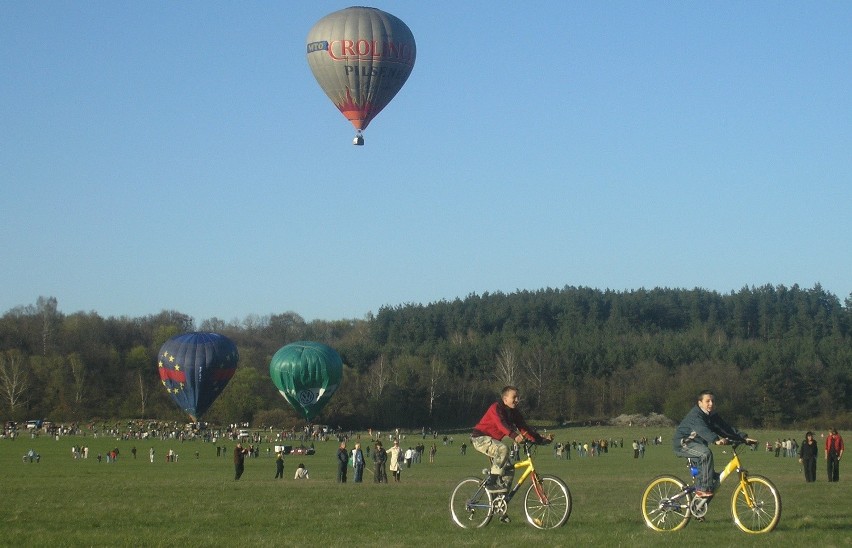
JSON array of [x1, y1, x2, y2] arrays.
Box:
[[484, 475, 507, 494]]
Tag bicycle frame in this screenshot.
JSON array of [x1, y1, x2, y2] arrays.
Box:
[[690, 443, 747, 496], [467, 443, 546, 508], [503, 443, 546, 503]]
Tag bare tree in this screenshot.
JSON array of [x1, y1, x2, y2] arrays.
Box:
[[495, 344, 519, 387], [138, 371, 148, 417], [0, 349, 29, 413], [427, 357, 447, 418], [523, 345, 555, 411], [126, 345, 152, 417], [366, 355, 388, 400], [68, 353, 86, 406], [37, 296, 58, 356]]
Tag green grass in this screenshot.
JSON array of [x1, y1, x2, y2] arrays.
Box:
[[1, 427, 849, 546]]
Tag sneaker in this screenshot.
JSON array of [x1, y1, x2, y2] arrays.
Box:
[[694, 489, 714, 498]]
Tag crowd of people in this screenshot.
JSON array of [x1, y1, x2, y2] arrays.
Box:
[[4, 388, 845, 488]]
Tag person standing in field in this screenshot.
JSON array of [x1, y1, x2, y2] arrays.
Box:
[[352, 442, 365, 483], [233, 442, 248, 481], [274, 450, 284, 479], [798, 431, 818, 482], [387, 440, 403, 482], [825, 428, 844, 482], [149, 447, 155, 463], [336, 441, 349, 483], [373, 440, 387, 483]]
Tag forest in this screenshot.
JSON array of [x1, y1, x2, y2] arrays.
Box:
[[1, 284, 850, 430]]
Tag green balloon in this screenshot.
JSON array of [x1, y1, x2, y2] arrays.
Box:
[[269, 341, 343, 421]]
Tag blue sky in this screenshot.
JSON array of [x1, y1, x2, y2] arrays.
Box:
[[2, 1, 850, 323]]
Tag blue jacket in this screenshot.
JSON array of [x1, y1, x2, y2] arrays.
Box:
[[673, 405, 746, 449]]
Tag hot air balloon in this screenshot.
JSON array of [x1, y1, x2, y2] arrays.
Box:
[[158, 332, 239, 422], [306, 6, 416, 145], [269, 341, 343, 421]]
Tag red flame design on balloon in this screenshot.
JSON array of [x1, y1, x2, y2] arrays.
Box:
[[336, 88, 375, 131]]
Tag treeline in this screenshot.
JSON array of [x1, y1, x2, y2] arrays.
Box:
[[1, 285, 851, 430]]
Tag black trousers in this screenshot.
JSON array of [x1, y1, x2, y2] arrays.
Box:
[[827, 453, 840, 482]]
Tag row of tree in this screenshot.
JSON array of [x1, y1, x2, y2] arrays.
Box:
[[1, 284, 851, 430]]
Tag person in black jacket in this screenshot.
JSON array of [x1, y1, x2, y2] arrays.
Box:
[[233, 443, 248, 480], [336, 441, 348, 483], [373, 440, 387, 483], [798, 431, 818, 482], [672, 390, 754, 497]]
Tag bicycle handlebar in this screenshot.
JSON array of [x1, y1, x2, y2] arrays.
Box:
[[721, 437, 757, 448]]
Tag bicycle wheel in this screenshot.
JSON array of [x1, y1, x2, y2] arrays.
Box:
[[731, 474, 781, 533], [523, 474, 572, 529], [450, 477, 494, 528], [641, 475, 690, 532]]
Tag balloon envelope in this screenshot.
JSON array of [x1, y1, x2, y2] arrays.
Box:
[[306, 6, 416, 139], [158, 332, 239, 421], [269, 341, 343, 421]]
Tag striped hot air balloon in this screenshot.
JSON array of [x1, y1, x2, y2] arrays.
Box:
[[158, 332, 239, 422]]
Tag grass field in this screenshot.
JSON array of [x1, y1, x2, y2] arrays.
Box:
[[1, 427, 848, 547]]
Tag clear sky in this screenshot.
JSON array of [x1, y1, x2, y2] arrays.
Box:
[[2, 1, 851, 323]]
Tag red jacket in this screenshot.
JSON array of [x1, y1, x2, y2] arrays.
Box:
[[472, 400, 543, 443], [826, 434, 844, 455]]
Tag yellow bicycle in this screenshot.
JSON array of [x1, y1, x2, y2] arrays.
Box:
[[450, 440, 572, 529], [641, 439, 781, 534]]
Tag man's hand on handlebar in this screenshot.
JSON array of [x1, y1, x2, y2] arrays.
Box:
[[716, 437, 758, 446]]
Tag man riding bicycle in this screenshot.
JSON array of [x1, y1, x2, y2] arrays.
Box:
[[471, 385, 552, 493], [673, 389, 755, 497]]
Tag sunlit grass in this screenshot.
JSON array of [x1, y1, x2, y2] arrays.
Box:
[[1, 426, 848, 546]]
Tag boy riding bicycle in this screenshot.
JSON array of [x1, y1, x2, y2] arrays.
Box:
[[471, 385, 552, 493], [673, 389, 755, 498]]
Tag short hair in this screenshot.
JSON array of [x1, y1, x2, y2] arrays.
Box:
[[697, 389, 714, 400], [502, 385, 519, 396]]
